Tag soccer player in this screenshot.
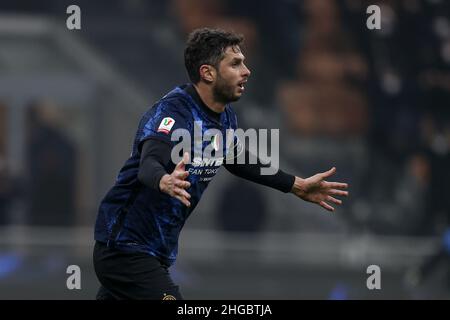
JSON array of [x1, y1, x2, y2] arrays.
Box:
[[93, 28, 349, 300]]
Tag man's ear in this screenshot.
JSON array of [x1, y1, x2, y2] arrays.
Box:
[[199, 65, 216, 83]]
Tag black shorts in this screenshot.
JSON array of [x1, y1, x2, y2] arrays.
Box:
[[93, 241, 183, 300]]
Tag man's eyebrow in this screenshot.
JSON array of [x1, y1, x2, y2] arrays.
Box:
[[231, 57, 244, 63]]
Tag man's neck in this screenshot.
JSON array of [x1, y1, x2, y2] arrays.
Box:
[[193, 83, 226, 113]]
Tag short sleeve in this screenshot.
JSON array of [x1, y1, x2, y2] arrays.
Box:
[[138, 101, 190, 151]]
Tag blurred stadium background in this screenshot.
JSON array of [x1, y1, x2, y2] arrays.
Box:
[[0, 0, 449, 299]]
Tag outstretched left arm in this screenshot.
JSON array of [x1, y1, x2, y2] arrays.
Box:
[[224, 145, 348, 212]]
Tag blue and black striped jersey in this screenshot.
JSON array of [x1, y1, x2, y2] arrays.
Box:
[[94, 84, 238, 266]]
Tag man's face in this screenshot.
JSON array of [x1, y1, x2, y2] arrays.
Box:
[[213, 46, 251, 104]]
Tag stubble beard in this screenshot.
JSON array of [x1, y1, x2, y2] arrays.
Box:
[[213, 74, 240, 104]]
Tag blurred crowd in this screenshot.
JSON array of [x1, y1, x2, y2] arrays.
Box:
[[0, 101, 76, 226], [0, 0, 448, 239], [171, 0, 450, 237]]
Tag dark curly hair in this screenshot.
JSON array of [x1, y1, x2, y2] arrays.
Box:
[[184, 28, 244, 83]]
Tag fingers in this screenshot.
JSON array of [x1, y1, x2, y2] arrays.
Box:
[[167, 182, 191, 207], [174, 153, 190, 180], [321, 167, 336, 178], [174, 187, 191, 200], [325, 181, 348, 189], [182, 152, 190, 164], [174, 170, 189, 180], [175, 158, 185, 170], [175, 180, 191, 189], [319, 201, 334, 212], [327, 195, 342, 205], [163, 154, 192, 206], [318, 191, 346, 212], [318, 196, 341, 213], [175, 152, 190, 170], [175, 194, 191, 207], [174, 187, 191, 207], [329, 189, 349, 197]]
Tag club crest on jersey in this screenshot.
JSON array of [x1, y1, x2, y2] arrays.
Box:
[[157, 117, 175, 134]]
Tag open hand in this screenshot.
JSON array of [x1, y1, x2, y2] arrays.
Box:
[[159, 152, 191, 207], [291, 167, 348, 212]]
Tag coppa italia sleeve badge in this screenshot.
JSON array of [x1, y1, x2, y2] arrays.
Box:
[[157, 117, 175, 134]]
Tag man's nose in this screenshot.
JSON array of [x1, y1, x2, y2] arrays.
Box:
[[243, 64, 251, 77]]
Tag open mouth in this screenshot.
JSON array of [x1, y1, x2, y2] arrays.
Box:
[[237, 80, 247, 90]]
